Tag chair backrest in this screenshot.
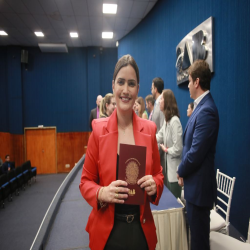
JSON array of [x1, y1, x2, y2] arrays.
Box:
[[216, 169, 236, 225], [7, 169, 15, 181], [15, 166, 22, 176]]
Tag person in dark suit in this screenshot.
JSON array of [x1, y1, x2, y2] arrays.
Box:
[[2, 155, 15, 174], [89, 95, 102, 130], [177, 60, 219, 250]]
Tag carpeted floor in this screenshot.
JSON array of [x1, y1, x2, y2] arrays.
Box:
[[0, 173, 67, 250], [45, 168, 91, 250]]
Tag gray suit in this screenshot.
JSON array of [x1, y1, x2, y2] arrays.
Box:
[[156, 116, 183, 182], [151, 96, 165, 133], [151, 95, 165, 182]]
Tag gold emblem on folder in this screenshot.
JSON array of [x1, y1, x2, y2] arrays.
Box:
[[125, 158, 140, 185]]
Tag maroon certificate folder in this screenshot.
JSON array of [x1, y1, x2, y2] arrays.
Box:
[[118, 144, 146, 205]]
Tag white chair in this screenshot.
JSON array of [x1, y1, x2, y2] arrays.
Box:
[[210, 169, 236, 234], [210, 231, 250, 250]]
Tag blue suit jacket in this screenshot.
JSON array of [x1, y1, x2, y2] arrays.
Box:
[[178, 93, 219, 208]]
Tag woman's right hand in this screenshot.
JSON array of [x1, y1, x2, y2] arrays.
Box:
[[99, 180, 129, 204]]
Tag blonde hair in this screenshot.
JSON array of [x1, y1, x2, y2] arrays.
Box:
[[99, 93, 114, 118], [136, 97, 146, 118]]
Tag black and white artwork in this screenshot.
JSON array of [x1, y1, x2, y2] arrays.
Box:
[[176, 17, 214, 85]]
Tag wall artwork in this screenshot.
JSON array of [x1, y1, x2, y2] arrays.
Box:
[[176, 16, 214, 85]]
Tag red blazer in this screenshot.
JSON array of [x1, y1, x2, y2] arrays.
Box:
[[79, 109, 164, 250]]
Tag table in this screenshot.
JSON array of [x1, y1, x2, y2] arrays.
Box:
[[151, 186, 188, 250]]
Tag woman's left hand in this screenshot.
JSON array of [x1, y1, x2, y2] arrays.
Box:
[[137, 175, 156, 196], [160, 144, 167, 153]]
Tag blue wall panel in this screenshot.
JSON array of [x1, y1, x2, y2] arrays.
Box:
[[7, 47, 23, 134], [1, 46, 117, 133], [0, 48, 8, 132], [22, 47, 88, 132], [100, 48, 117, 94], [119, 0, 250, 237]]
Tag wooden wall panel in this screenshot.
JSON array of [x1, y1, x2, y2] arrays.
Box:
[[1, 131, 90, 174], [0, 132, 23, 167], [25, 128, 57, 174], [12, 134, 24, 167], [41, 129, 57, 174], [57, 132, 90, 173], [0, 132, 12, 162]]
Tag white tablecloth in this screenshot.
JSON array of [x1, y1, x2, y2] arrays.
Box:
[[151, 187, 188, 250]]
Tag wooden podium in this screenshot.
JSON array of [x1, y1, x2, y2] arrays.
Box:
[[24, 127, 57, 174]]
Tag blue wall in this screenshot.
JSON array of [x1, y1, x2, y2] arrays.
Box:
[[118, 0, 250, 237], [0, 48, 8, 132], [0, 46, 117, 133]]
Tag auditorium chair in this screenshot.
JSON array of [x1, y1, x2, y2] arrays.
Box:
[[0, 174, 12, 207], [21, 161, 37, 185], [15, 166, 25, 191], [0, 186, 3, 208], [26, 160, 37, 182], [7, 169, 19, 196]]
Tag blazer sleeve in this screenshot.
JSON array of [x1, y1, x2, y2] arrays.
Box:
[[159, 111, 165, 130], [149, 124, 164, 205], [79, 123, 101, 211], [178, 107, 219, 177], [167, 119, 183, 157], [156, 122, 164, 148]]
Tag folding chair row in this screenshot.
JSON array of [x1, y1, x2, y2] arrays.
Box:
[[0, 160, 37, 208]]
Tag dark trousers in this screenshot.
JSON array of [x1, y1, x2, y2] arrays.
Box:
[[186, 201, 211, 250], [104, 217, 148, 250]]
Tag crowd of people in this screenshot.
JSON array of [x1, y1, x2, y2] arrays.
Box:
[[83, 55, 219, 250]]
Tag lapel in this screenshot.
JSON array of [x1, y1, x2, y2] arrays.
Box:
[[183, 93, 211, 137], [98, 110, 118, 184]]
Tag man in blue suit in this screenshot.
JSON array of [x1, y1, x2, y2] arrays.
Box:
[[177, 60, 219, 250]]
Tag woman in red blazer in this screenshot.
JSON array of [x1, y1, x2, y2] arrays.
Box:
[[79, 55, 164, 250]]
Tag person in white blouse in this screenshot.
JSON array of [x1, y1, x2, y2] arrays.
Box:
[[156, 89, 183, 198]]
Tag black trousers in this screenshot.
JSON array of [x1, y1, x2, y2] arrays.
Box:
[[104, 217, 148, 250], [186, 201, 211, 250]]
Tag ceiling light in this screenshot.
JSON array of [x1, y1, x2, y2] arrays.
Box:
[[0, 31, 8, 36], [70, 32, 78, 38], [102, 32, 113, 39], [103, 4, 117, 14], [34, 32, 44, 37]]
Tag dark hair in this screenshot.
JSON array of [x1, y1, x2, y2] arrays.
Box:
[[113, 54, 139, 83], [145, 95, 155, 106], [188, 60, 211, 91], [162, 89, 180, 122], [136, 97, 146, 118], [99, 93, 114, 118], [189, 102, 194, 110], [152, 77, 164, 94], [5, 154, 9, 159]]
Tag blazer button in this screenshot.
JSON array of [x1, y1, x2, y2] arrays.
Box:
[[143, 219, 146, 224]]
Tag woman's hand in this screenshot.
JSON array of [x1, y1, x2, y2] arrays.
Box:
[[99, 180, 129, 204], [160, 144, 168, 153], [137, 175, 156, 196]]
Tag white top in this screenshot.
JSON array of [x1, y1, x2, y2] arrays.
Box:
[[193, 90, 210, 111]]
